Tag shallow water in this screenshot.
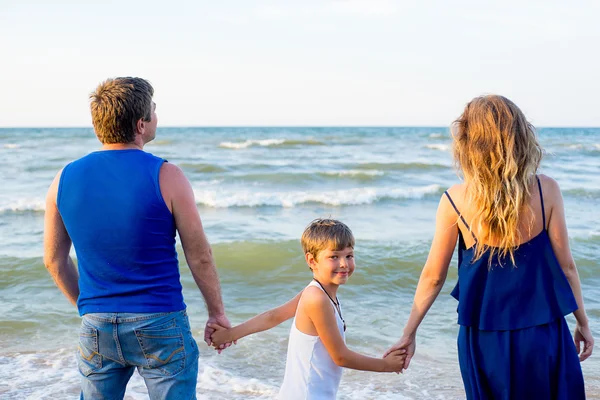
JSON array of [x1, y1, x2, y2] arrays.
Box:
[[1, 127, 598, 399]]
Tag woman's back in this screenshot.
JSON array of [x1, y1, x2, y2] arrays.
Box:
[[446, 175, 550, 251], [445, 176, 585, 399], [445, 175, 578, 331]]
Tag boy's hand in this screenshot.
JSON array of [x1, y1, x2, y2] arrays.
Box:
[[208, 322, 235, 353], [384, 334, 415, 372], [205, 314, 231, 344], [382, 349, 407, 373]]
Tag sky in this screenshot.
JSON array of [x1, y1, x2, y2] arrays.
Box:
[[1, 0, 599, 127]]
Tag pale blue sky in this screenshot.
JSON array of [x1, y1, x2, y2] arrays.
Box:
[[1, 0, 599, 127]]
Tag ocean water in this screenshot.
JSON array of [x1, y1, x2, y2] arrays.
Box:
[[0, 127, 599, 399]]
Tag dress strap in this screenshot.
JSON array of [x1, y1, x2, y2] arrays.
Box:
[[444, 191, 477, 242], [536, 176, 546, 230]]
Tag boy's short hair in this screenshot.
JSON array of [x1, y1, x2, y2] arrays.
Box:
[[301, 219, 355, 261]]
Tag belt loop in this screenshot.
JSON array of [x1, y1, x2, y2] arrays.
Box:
[[112, 313, 118, 324]]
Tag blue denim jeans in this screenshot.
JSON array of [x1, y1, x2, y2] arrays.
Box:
[[77, 309, 199, 400]]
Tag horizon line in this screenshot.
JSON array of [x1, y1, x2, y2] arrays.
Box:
[[1, 125, 600, 129]]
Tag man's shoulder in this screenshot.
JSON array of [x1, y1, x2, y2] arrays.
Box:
[[159, 161, 184, 178], [158, 161, 191, 207]]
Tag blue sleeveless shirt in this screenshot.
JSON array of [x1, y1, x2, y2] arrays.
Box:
[[446, 177, 578, 331], [57, 149, 185, 315]]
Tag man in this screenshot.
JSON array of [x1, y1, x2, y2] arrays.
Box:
[[43, 77, 230, 399]]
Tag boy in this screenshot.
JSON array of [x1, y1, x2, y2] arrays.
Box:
[[209, 219, 405, 399]]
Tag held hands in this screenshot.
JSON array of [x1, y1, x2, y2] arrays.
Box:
[[384, 334, 416, 373], [382, 349, 407, 373], [207, 322, 236, 353], [205, 314, 233, 353], [574, 323, 594, 361]]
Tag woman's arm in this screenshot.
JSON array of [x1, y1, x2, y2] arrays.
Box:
[[544, 176, 594, 361], [384, 193, 459, 369], [209, 290, 303, 346], [304, 286, 406, 373]]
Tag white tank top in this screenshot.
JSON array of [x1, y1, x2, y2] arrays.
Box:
[[278, 281, 346, 400]]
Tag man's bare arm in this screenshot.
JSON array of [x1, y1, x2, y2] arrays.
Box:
[[43, 170, 79, 307], [160, 163, 225, 317]]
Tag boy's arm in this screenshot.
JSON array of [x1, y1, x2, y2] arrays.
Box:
[[209, 290, 303, 346], [304, 287, 405, 373]]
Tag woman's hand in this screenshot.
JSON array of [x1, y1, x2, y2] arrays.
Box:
[[382, 349, 407, 373], [384, 334, 416, 372], [574, 323, 594, 361]]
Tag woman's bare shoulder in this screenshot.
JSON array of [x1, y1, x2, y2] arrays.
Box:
[[444, 183, 467, 202], [537, 174, 560, 191], [537, 174, 562, 201]]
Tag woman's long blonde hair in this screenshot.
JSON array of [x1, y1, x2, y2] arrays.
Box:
[[452, 95, 543, 264]]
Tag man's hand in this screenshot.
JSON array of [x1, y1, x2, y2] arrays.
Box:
[[205, 314, 232, 352], [384, 334, 416, 372], [207, 323, 234, 349]]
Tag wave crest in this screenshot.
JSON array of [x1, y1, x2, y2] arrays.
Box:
[[180, 163, 228, 173], [354, 162, 448, 171], [425, 144, 450, 152], [219, 138, 324, 149], [563, 188, 600, 199], [0, 199, 45, 214], [193, 184, 442, 208]]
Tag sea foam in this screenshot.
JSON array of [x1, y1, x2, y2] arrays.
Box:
[[220, 139, 285, 149], [425, 143, 450, 152], [0, 349, 278, 400], [0, 198, 46, 213], [321, 169, 385, 177], [193, 184, 442, 208], [219, 138, 323, 149]]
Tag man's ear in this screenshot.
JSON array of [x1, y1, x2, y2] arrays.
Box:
[[136, 118, 145, 135]]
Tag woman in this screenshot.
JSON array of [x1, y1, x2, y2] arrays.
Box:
[[386, 95, 594, 399]]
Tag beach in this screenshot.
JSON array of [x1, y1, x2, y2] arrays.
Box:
[[0, 126, 598, 399]]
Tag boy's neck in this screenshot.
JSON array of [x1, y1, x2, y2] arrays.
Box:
[[313, 278, 339, 298]]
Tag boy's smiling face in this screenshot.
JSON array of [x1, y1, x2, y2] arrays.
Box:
[[307, 246, 355, 286]]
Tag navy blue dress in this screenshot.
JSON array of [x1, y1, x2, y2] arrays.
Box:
[[445, 177, 585, 399]]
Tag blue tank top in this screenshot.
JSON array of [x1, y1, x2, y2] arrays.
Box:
[[446, 177, 578, 331], [57, 149, 185, 315]]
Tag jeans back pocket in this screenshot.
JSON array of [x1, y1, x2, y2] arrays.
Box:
[[135, 319, 186, 376], [78, 322, 102, 376]]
